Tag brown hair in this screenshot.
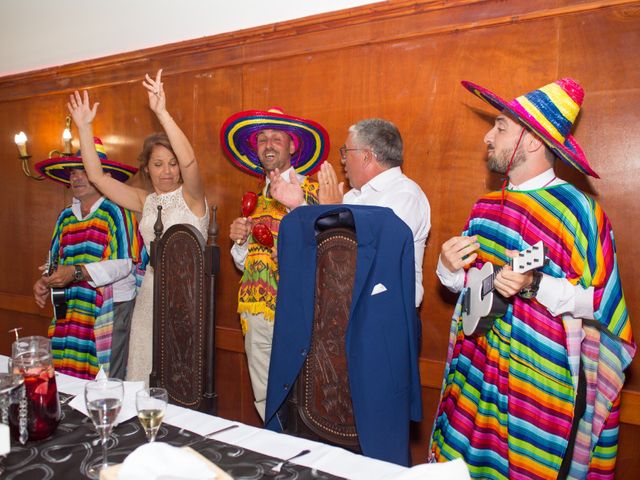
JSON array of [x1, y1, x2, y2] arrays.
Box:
[[137, 132, 175, 180]]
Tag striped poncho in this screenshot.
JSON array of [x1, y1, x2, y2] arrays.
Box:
[[431, 183, 635, 479], [47, 198, 141, 379]]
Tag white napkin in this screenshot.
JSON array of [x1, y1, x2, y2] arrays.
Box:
[[68, 380, 144, 424], [389, 459, 470, 480], [0, 424, 10, 455], [0, 356, 8, 373], [118, 442, 216, 480], [55, 371, 89, 397]]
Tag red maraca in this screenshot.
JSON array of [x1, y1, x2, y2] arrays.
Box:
[[241, 191, 258, 217], [252, 223, 274, 248]]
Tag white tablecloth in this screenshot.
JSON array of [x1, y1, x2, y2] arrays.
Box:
[[0, 356, 469, 480]]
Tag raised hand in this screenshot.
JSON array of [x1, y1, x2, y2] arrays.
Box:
[[269, 169, 305, 209], [318, 162, 344, 204], [68, 90, 99, 129], [142, 69, 166, 115]]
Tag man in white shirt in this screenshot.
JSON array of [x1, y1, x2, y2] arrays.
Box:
[[33, 146, 140, 380], [318, 118, 431, 307], [222, 108, 328, 420]]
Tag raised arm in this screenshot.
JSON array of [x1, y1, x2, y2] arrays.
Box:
[[144, 69, 206, 217], [68, 90, 147, 213]]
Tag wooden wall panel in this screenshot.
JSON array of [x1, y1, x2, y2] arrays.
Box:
[[1, 0, 638, 473]]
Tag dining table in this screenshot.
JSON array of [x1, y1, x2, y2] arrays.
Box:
[[0, 356, 469, 479]]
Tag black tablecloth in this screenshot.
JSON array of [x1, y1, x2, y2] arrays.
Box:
[[2, 400, 344, 479]]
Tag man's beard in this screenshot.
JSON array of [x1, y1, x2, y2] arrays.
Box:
[[487, 146, 526, 174]]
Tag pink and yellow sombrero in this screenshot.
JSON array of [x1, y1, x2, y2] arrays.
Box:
[[35, 137, 138, 186], [462, 78, 598, 178], [220, 107, 330, 177]]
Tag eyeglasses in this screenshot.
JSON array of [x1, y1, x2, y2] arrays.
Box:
[[339, 145, 366, 160]]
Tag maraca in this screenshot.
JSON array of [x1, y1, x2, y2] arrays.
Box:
[[252, 223, 274, 248], [236, 191, 259, 245], [241, 191, 258, 218]]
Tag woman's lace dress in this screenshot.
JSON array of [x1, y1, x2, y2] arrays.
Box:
[[126, 186, 209, 383]]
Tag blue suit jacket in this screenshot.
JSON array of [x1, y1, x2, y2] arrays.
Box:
[[265, 205, 422, 466]]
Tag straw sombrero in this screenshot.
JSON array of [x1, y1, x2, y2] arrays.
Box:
[[35, 137, 138, 186], [462, 78, 598, 178], [220, 107, 330, 177]]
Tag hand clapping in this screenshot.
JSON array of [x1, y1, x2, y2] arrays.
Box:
[[318, 162, 344, 204]]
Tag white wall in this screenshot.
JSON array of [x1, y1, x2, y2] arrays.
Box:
[[0, 0, 375, 77]]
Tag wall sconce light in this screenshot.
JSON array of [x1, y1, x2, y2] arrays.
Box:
[[14, 116, 74, 181], [14, 131, 44, 181]]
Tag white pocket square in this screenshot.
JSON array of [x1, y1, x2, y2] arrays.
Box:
[[371, 283, 388, 296]]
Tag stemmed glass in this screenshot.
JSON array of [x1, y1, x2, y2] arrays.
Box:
[[136, 387, 168, 442], [84, 378, 123, 479]]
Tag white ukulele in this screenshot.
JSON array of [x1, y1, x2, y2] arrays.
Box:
[[461, 241, 546, 337]]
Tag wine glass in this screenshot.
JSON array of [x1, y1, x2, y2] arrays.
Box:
[[136, 387, 168, 442], [84, 378, 123, 479]]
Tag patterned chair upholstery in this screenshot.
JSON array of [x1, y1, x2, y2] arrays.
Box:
[[284, 226, 361, 452], [149, 205, 220, 414]]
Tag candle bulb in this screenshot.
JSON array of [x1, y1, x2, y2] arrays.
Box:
[[14, 131, 28, 157], [62, 128, 72, 156]]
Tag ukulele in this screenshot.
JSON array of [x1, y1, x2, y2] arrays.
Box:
[[461, 241, 546, 336]]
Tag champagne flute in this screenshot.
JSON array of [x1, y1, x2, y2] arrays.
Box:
[[136, 387, 168, 442], [84, 378, 123, 479]]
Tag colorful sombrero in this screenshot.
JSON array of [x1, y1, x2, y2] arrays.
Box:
[[35, 137, 138, 186], [220, 107, 330, 177], [462, 78, 598, 178]]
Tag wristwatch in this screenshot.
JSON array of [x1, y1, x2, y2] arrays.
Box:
[[519, 270, 542, 299], [73, 265, 84, 282]]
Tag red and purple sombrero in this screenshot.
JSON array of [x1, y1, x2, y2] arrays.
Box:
[[220, 107, 330, 177], [35, 137, 138, 186], [462, 78, 598, 178]]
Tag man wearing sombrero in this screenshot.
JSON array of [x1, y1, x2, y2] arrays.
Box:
[[221, 107, 328, 420], [431, 78, 635, 479], [33, 139, 142, 380]]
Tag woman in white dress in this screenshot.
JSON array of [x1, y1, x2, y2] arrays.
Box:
[[68, 69, 209, 383]]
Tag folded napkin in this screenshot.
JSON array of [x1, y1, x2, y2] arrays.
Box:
[[117, 442, 218, 480], [390, 458, 470, 480], [0, 424, 10, 455]]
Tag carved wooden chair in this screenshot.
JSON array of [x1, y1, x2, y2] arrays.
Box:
[[149, 205, 220, 415], [284, 225, 362, 453]]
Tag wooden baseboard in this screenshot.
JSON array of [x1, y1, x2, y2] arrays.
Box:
[[214, 328, 640, 426], [5, 298, 639, 426]]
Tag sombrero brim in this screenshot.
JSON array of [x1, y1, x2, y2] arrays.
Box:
[[220, 110, 330, 178], [462, 81, 598, 178], [35, 156, 138, 186]]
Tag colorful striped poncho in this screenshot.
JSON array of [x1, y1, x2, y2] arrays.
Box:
[[237, 179, 318, 333], [430, 183, 635, 479], [47, 198, 141, 379]]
